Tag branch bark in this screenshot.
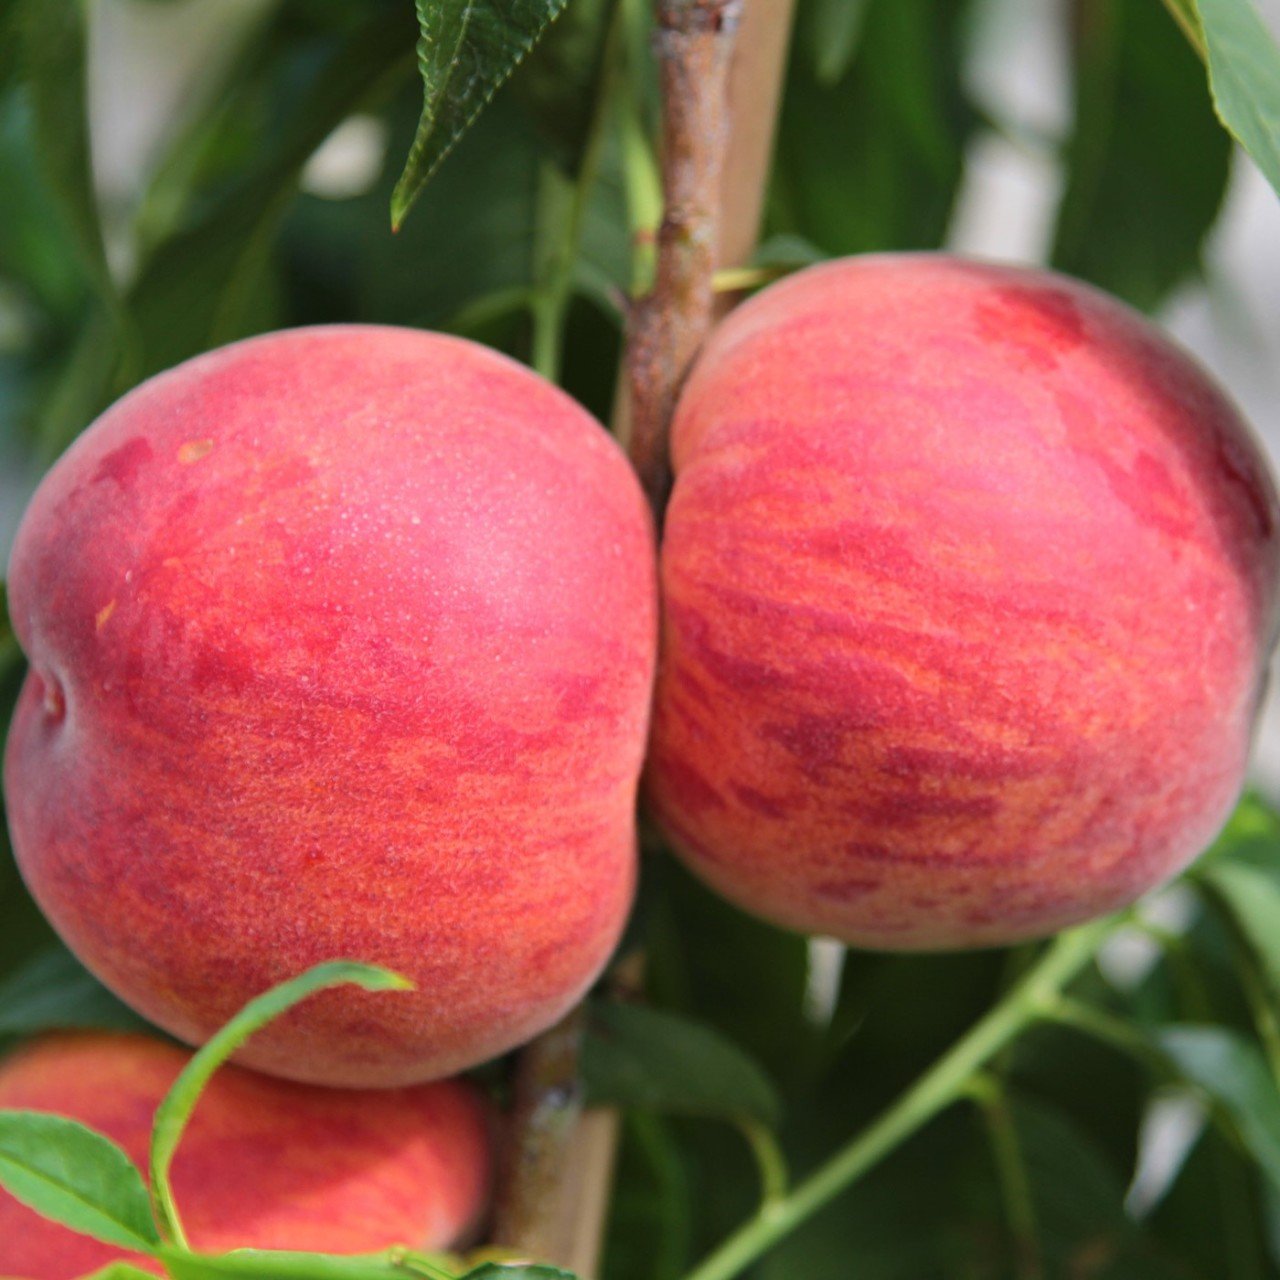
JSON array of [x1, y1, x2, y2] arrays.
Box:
[[491, 1005, 587, 1261], [625, 0, 745, 511]]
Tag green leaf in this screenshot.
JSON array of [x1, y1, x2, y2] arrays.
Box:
[[148, 961, 411, 1248], [124, 9, 413, 389], [1009, 1096, 1186, 1276], [1052, 0, 1231, 311], [0, 580, 19, 680], [640, 855, 817, 1089], [1164, 0, 1207, 51], [1197, 861, 1280, 1001], [0, 1111, 159, 1251], [77, 1267, 163, 1280], [462, 1267, 581, 1280], [159, 1249, 453, 1280], [603, 1112, 694, 1280], [805, 0, 870, 85], [769, 0, 977, 256], [1161, 1025, 1280, 1195], [391, 0, 571, 229], [0, 0, 21, 94], [1196, 0, 1280, 199], [1199, 791, 1280, 869], [0, 88, 90, 323], [583, 1000, 780, 1127], [0, 946, 147, 1035], [18, 0, 124, 318]]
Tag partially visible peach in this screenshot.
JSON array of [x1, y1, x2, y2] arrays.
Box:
[[0, 1031, 491, 1279], [4, 325, 657, 1086], [646, 254, 1280, 949]]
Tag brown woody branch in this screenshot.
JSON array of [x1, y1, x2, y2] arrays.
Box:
[[626, 0, 745, 513], [490, 1004, 587, 1260]]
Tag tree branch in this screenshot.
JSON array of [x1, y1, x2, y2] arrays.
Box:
[[626, 0, 745, 512], [491, 1005, 587, 1259]]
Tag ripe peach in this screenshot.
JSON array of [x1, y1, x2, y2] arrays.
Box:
[[0, 1031, 491, 1279], [4, 326, 656, 1085], [646, 254, 1280, 949]]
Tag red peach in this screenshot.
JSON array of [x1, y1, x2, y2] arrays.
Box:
[[4, 326, 656, 1085], [646, 254, 1280, 949], [0, 1031, 491, 1279]]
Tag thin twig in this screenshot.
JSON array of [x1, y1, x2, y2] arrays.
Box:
[[626, 0, 745, 511]]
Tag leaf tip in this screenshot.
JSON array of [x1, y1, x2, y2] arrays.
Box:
[[389, 182, 414, 234], [359, 965, 416, 993]]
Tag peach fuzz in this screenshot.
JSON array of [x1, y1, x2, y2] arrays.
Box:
[[0, 1031, 491, 1279], [4, 325, 656, 1086], [646, 254, 1280, 949]]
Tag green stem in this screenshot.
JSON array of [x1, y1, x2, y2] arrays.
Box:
[[679, 918, 1116, 1280], [528, 6, 626, 382], [156, 1249, 452, 1280], [619, 0, 663, 295], [1040, 995, 1171, 1074], [964, 1073, 1043, 1280], [737, 1118, 789, 1208], [529, 160, 577, 382]]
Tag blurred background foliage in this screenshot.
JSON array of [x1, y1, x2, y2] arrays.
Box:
[[3, 1, 1280, 1277]]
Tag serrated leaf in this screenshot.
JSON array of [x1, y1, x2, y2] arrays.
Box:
[[583, 1000, 780, 1127], [1196, 0, 1280, 199], [0, 1111, 159, 1250], [0, 946, 148, 1035], [391, 0, 570, 229], [149, 961, 412, 1247], [1160, 1025, 1280, 1196], [1198, 860, 1280, 1000]]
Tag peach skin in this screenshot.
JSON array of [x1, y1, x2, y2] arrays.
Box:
[[0, 1031, 491, 1279], [646, 254, 1280, 949], [4, 326, 657, 1085]]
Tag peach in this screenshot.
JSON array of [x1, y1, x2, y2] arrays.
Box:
[[0, 1030, 491, 1278], [646, 254, 1280, 949], [4, 326, 656, 1085]]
